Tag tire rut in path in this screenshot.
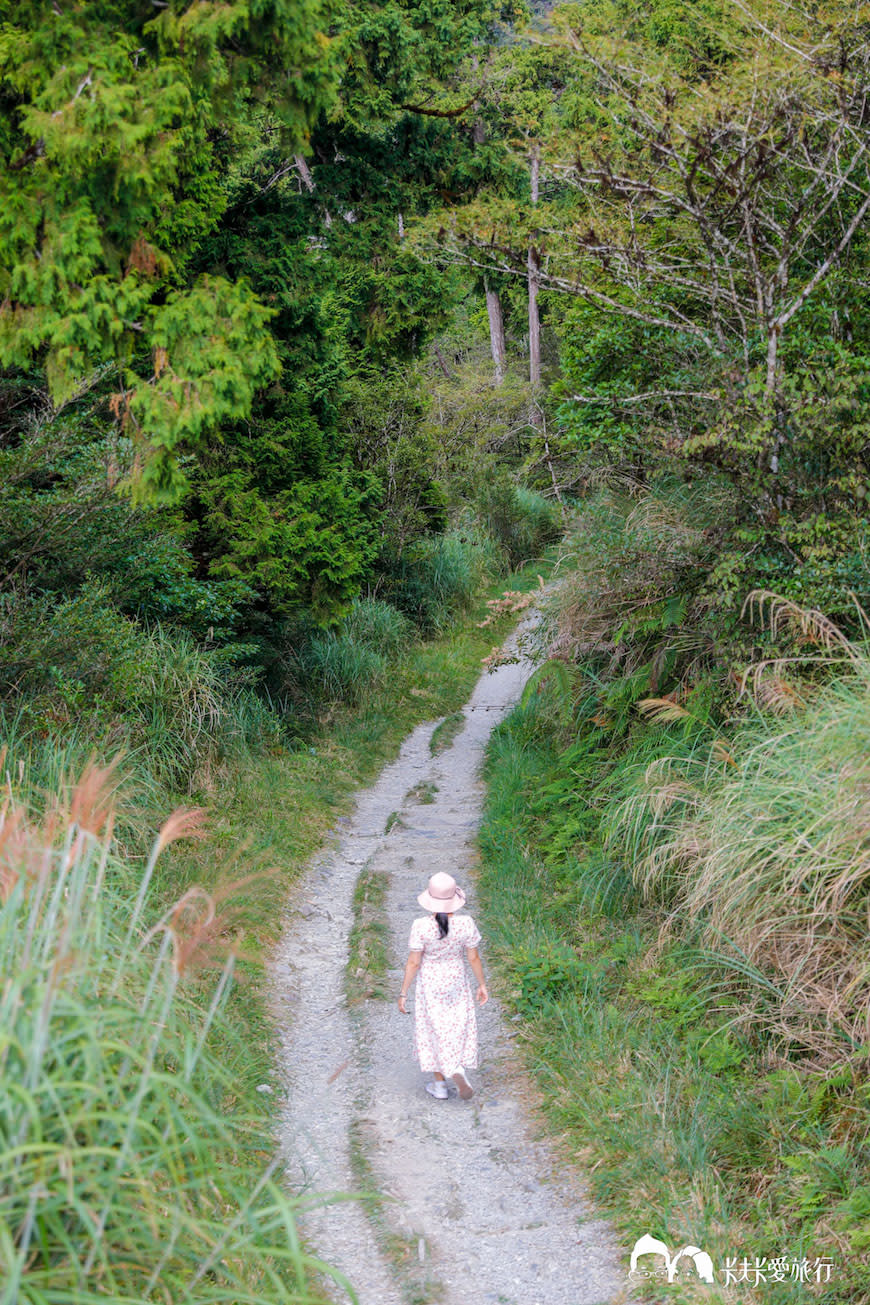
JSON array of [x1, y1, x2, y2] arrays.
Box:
[[270, 614, 635, 1305]]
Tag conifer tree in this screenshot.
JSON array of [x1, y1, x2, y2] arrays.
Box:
[[0, 0, 337, 500]]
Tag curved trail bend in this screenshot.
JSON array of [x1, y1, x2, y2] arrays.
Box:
[[269, 613, 634, 1305]]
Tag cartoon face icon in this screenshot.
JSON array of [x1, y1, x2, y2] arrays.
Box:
[[630, 1234, 715, 1283]]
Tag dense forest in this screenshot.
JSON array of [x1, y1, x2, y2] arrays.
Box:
[[1, 0, 869, 1301]]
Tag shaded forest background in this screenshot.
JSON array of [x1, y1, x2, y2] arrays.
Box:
[[2, 0, 870, 1301], [3, 0, 869, 757]]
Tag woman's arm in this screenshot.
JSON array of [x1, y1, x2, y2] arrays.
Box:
[[397, 952, 421, 1012], [466, 946, 488, 1005]]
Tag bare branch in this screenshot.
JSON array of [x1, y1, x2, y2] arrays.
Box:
[[777, 188, 870, 329], [569, 389, 719, 405]]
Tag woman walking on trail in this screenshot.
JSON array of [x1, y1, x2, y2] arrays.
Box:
[[397, 871, 488, 1100]]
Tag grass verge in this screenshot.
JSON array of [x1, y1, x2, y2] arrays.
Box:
[[475, 689, 867, 1305], [346, 864, 391, 1004], [429, 711, 466, 755]]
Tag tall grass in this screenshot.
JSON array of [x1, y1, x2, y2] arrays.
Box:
[[475, 480, 561, 567], [0, 581, 283, 796], [294, 598, 412, 705], [341, 597, 413, 656], [544, 477, 732, 679], [0, 766, 338, 1305], [477, 688, 868, 1303], [608, 650, 870, 1060], [382, 530, 499, 631]]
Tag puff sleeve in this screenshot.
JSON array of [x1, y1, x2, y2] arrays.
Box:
[[463, 916, 482, 948], [408, 917, 427, 953]]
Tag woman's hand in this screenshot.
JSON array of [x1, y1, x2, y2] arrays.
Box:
[[476, 983, 489, 1006], [398, 953, 420, 1014]]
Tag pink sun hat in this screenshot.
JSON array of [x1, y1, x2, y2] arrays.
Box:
[[417, 872, 467, 914]]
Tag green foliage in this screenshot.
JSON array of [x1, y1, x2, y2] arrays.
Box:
[[476, 477, 561, 566], [198, 464, 381, 619], [510, 940, 585, 1015], [293, 598, 412, 706], [435, 0, 870, 636], [128, 276, 280, 502], [333, 0, 501, 128], [381, 530, 497, 631], [0, 0, 337, 499], [0, 782, 332, 1304], [0, 581, 277, 789], [477, 680, 868, 1298]]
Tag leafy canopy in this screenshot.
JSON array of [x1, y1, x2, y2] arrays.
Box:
[[0, 0, 337, 500]]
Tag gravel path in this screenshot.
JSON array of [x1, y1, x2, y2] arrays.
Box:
[[269, 613, 636, 1305]]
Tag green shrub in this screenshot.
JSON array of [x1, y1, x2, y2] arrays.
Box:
[[0, 580, 148, 711], [341, 597, 413, 656], [0, 584, 282, 791], [383, 531, 493, 631], [476, 478, 561, 567], [298, 631, 387, 705], [105, 532, 257, 639]]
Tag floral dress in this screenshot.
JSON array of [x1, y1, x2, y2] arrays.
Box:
[[408, 913, 482, 1075]]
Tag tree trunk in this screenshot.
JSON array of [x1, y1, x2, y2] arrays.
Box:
[[528, 149, 541, 388], [433, 343, 453, 378], [536, 406, 566, 520], [485, 281, 507, 385], [294, 154, 315, 193], [765, 322, 784, 476], [294, 154, 332, 227], [528, 248, 541, 388]]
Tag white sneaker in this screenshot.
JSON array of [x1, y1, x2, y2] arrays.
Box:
[[451, 1069, 473, 1100], [426, 1080, 449, 1100]]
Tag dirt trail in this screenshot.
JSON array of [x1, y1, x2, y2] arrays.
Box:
[[269, 613, 635, 1305]]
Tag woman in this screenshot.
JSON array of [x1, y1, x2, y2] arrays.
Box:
[[397, 871, 488, 1100]]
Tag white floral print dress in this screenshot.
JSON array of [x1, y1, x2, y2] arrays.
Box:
[[408, 913, 482, 1074]]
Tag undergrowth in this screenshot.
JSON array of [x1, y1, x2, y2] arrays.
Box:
[[0, 766, 338, 1305], [474, 477, 869, 1303], [476, 672, 870, 1305]]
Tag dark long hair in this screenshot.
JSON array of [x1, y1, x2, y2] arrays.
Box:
[[435, 911, 450, 939]]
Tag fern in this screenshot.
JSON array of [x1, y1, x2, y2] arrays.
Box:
[[520, 658, 578, 715]]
